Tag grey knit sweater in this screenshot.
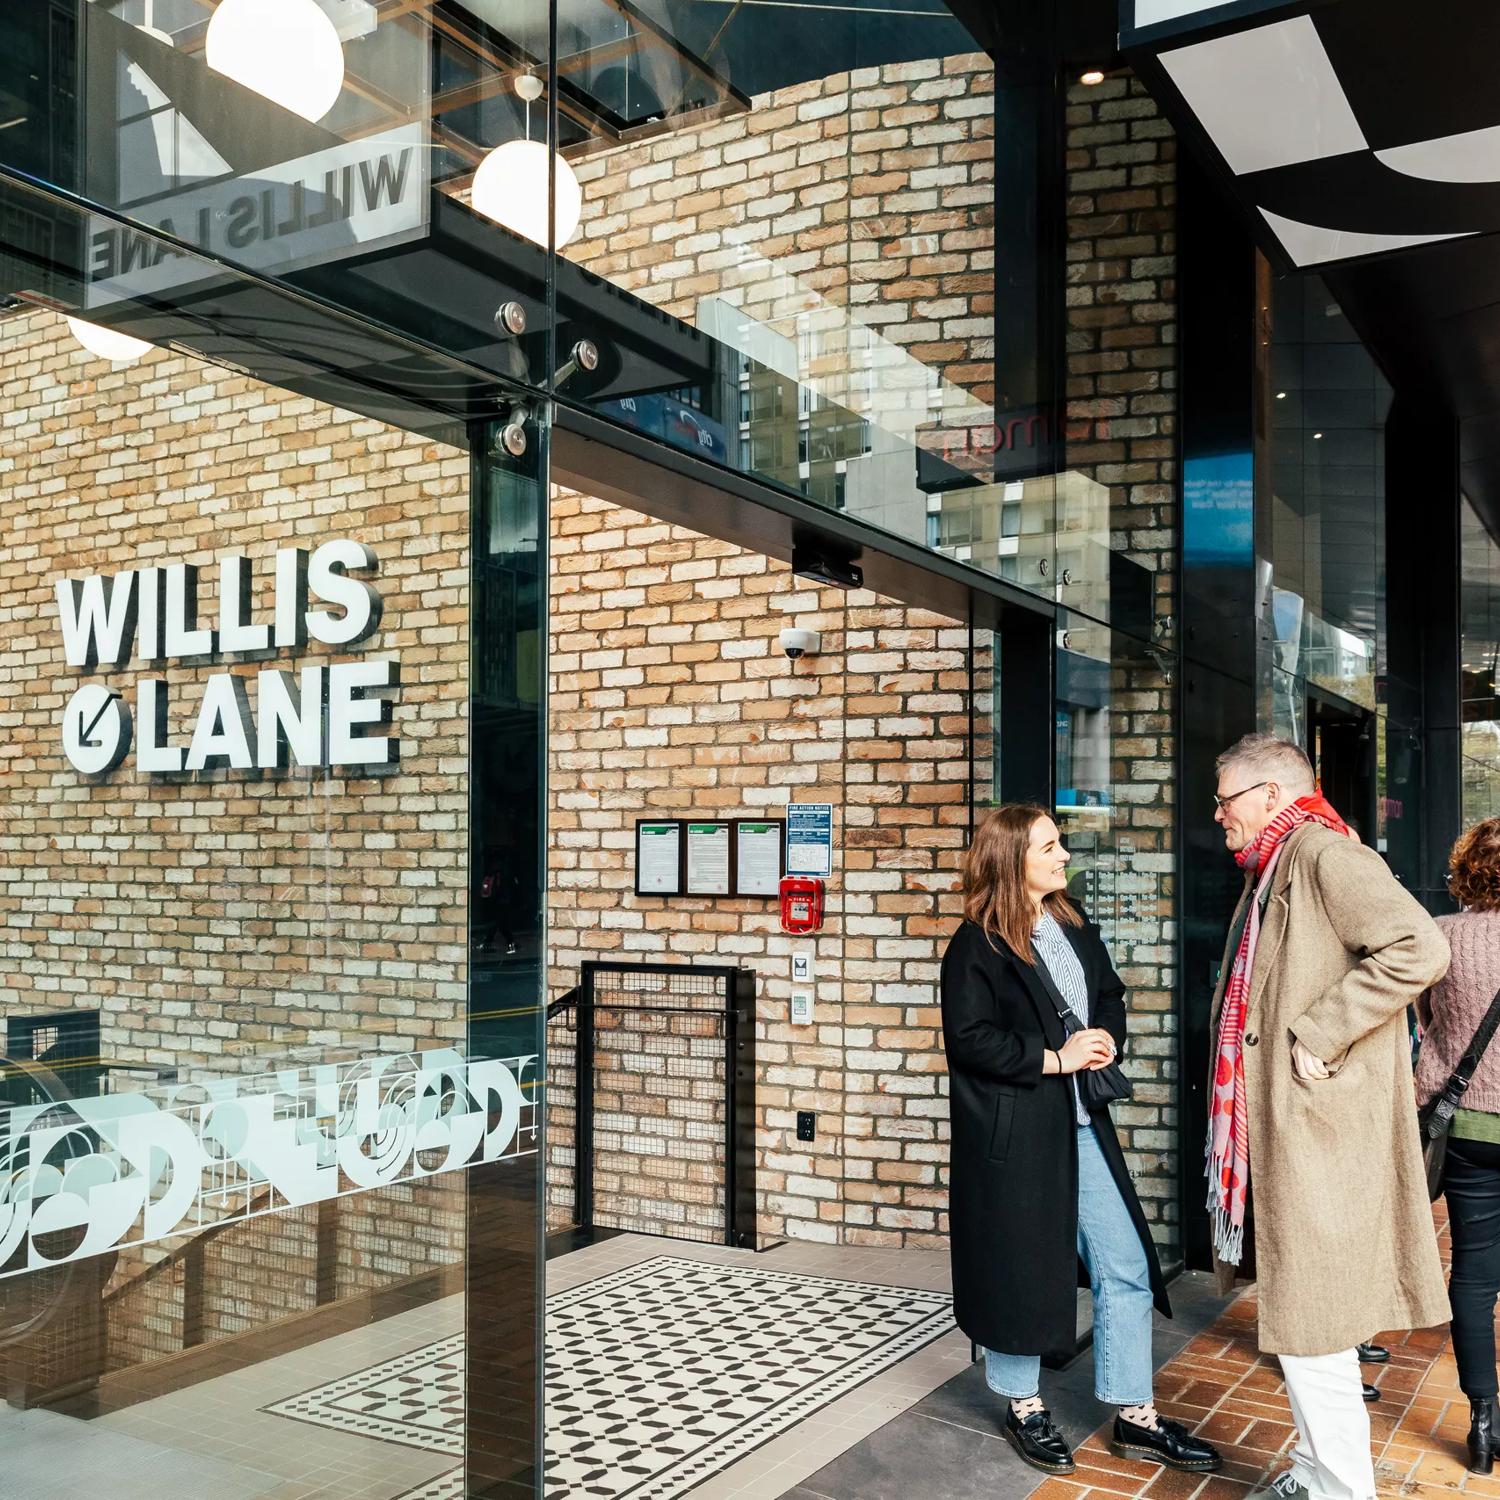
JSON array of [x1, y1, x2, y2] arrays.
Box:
[[1416, 910, 1500, 1112]]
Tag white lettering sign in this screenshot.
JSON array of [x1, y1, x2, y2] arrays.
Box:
[[55, 538, 398, 776]]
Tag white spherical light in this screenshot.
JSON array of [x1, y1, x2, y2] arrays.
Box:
[[205, 0, 344, 124], [66, 317, 152, 364], [471, 140, 582, 249]]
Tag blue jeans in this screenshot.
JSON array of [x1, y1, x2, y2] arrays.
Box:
[[984, 1124, 1155, 1406]]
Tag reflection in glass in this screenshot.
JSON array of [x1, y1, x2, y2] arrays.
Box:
[[1462, 496, 1500, 824], [1054, 614, 1180, 1262], [1258, 275, 1394, 850], [1263, 275, 1388, 710], [0, 306, 544, 1498]]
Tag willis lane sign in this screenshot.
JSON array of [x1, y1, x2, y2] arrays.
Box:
[[55, 539, 398, 777]]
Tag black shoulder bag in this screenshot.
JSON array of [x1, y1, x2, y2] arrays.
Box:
[[1418, 983, 1500, 1202], [1029, 951, 1133, 1108]]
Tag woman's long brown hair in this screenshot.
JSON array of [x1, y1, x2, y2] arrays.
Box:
[[963, 803, 1082, 962]]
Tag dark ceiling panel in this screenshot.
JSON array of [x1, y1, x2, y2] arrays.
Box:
[[1313, 0, 1500, 152], [1131, 0, 1500, 543]]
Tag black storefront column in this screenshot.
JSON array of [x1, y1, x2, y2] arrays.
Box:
[[1175, 154, 1260, 1270], [467, 417, 549, 1497], [1386, 398, 1463, 914]]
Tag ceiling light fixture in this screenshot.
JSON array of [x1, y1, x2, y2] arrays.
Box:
[[1276, 390, 1287, 399], [66, 317, 152, 363], [1313, 431, 1324, 440], [205, 0, 345, 124], [471, 74, 583, 249], [1080, 69, 1107, 86]]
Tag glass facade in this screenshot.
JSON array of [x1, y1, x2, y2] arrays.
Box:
[[0, 287, 544, 1490], [0, 0, 1135, 620], [1260, 275, 1394, 850], [1461, 495, 1500, 823], [7, 0, 1498, 1486]]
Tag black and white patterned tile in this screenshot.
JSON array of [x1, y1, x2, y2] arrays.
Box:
[[266, 1255, 954, 1500], [392, 1472, 462, 1500]]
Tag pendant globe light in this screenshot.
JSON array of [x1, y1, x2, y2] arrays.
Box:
[[66, 317, 152, 364], [205, 0, 345, 124], [471, 74, 583, 249]]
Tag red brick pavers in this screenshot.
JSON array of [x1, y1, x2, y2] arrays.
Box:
[[1030, 1207, 1495, 1500]]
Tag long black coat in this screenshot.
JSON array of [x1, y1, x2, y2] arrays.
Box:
[[941, 916, 1170, 1360]]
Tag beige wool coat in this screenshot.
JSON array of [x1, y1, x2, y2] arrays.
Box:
[[1208, 822, 1451, 1356]]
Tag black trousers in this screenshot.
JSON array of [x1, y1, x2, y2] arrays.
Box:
[[1445, 1136, 1500, 1399]]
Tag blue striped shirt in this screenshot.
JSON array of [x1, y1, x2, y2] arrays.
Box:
[[1034, 912, 1091, 1125]]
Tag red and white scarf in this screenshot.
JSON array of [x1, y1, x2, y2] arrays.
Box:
[[1207, 793, 1350, 1265]]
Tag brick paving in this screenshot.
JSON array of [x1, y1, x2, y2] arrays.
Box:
[[1032, 1207, 1498, 1500]]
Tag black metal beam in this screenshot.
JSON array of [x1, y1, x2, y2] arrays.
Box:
[[550, 401, 1056, 633]]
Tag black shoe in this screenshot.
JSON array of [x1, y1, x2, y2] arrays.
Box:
[[1111, 1414, 1223, 1472], [1358, 1342, 1390, 1364], [1469, 1397, 1500, 1476], [1003, 1405, 1076, 1474], [1362, 1383, 1379, 1404]]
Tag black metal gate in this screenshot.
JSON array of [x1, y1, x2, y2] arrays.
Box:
[[547, 961, 756, 1249]]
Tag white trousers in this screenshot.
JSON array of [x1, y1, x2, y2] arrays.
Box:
[[1279, 1348, 1376, 1500]]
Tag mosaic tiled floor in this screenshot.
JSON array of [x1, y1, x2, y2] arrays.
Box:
[[264, 1254, 954, 1500]]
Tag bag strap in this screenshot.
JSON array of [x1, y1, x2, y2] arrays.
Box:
[[1438, 983, 1500, 1106], [1026, 948, 1086, 1032]]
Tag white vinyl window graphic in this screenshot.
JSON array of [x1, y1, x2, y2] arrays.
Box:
[[0, 1048, 536, 1277]]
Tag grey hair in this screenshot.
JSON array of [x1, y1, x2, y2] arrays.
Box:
[[1214, 733, 1314, 795]]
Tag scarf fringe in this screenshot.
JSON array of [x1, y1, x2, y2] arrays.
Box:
[[1205, 1133, 1245, 1266], [1209, 1202, 1244, 1267]]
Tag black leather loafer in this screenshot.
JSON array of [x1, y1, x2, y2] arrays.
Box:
[[1111, 1414, 1223, 1472], [1003, 1406, 1076, 1474], [1363, 1383, 1379, 1403], [1358, 1343, 1390, 1364]]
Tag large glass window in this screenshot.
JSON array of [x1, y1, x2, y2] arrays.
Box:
[[0, 1, 1058, 603], [1461, 496, 1500, 823], [1260, 274, 1392, 850], [555, 1, 1007, 558], [0, 299, 544, 1494]]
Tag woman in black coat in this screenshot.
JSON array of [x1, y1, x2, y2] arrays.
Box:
[[941, 804, 1220, 1476]]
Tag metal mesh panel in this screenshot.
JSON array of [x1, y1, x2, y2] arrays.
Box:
[[587, 966, 731, 1243]]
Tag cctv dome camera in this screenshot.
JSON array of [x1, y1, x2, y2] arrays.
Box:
[[779, 627, 821, 660]]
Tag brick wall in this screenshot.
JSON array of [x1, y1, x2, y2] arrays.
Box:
[[0, 310, 470, 1066], [0, 310, 475, 1370], [547, 67, 1184, 1258], [563, 51, 996, 496], [547, 490, 975, 1247]]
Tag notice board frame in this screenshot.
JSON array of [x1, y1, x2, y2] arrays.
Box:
[[683, 819, 734, 897], [634, 818, 684, 898], [732, 816, 785, 897], [631, 816, 787, 899]]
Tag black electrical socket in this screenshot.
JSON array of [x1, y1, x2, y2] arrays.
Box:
[[796, 1111, 816, 1142]]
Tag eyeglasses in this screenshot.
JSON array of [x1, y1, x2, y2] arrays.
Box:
[[1213, 780, 1269, 812]]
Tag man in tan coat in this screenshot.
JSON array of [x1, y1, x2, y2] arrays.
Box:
[[1208, 734, 1450, 1500]]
